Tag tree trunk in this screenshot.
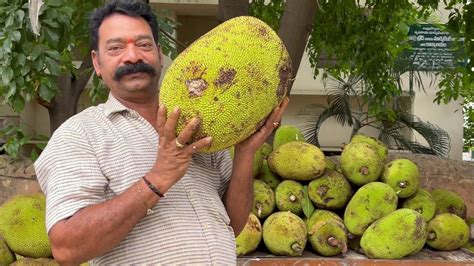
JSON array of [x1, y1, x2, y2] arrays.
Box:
[[278, 0, 317, 95], [47, 56, 93, 134], [218, 0, 249, 23]]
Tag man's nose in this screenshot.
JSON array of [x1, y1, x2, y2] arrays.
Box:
[[122, 45, 140, 64]]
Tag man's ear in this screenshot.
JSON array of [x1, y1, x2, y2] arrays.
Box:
[[91, 50, 101, 77], [158, 45, 163, 68]]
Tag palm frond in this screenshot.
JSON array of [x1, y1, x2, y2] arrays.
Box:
[[398, 113, 451, 157], [301, 107, 337, 147]]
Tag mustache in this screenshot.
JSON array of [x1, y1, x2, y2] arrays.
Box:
[[113, 61, 157, 81]]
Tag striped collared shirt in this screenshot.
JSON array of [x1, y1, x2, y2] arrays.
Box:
[[34, 94, 236, 264]]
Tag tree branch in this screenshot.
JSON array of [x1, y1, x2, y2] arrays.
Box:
[[278, 0, 318, 94], [218, 0, 249, 23]]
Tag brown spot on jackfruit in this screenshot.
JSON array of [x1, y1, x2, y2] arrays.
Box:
[[185, 78, 208, 97], [414, 216, 425, 240], [277, 57, 291, 101], [214, 68, 236, 90]]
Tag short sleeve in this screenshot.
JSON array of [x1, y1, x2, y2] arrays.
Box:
[[213, 150, 233, 198], [34, 121, 107, 233]]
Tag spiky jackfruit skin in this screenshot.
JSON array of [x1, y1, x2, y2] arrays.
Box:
[[0, 234, 15, 265], [256, 160, 281, 190], [431, 188, 467, 219], [275, 180, 304, 215], [10, 258, 59, 266], [340, 142, 383, 186], [402, 188, 436, 222], [361, 209, 427, 259], [307, 170, 353, 209], [268, 141, 326, 181], [306, 210, 343, 230], [252, 179, 275, 219], [426, 213, 469, 251], [272, 125, 305, 150], [350, 134, 388, 162], [0, 194, 51, 258], [160, 16, 291, 153], [381, 158, 420, 198], [325, 158, 337, 171], [262, 211, 307, 256], [235, 213, 262, 256], [344, 182, 398, 236]]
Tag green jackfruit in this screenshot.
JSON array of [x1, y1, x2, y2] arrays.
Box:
[[340, 142, 383, 186], [235, 213, 262, 256], [275, 180, 304, 215], [361, 208, 427, 259], [160, 16, 291, 153], [431, 188, 467, 219], [0, 194, 51, 258], [252, 179, 275, 219], [268, 141, 326, 181], [0, 234, 15, 265], [272, 125, 305, 150], [262, 211, 307, 256], [259, 142, 273, 159], [344, 182, 398, 236], [307, 170, 353, 209], [381, 158, 420, 198], [426, 213, 469, 251], [306, 210, 347, 256], [350, 134, 388, 162], [10, 258, 58, 266], [256, 159, 281, 190], [402, 188, 436, 221]]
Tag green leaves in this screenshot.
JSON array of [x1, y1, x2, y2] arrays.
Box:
[[302, 185, 315, 219]]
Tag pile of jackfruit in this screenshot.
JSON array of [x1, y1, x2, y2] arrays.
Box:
[[0, 194, 59, 265], [235, 125, 474, 259]]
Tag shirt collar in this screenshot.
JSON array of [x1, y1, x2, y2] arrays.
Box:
[[104, 93, 130, 117]]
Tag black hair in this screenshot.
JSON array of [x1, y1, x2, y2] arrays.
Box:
[[89, 0, 159, 51]]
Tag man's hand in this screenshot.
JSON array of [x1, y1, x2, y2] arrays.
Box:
[[147, 105, 212, 194]]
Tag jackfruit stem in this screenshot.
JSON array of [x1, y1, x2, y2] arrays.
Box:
[[289, 195, 296, 202], [291, 243, 303, 254], [256, 203, 262, 217], [360, 166, 369, 175], [428, 231, 437, 240], [398, 181, 407, 188], [327, 237, 348, 254]]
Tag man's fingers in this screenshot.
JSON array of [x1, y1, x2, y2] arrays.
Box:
[[164, 107, 180, 139], [176, 118, 200, 146], [156, 105, 167, 136], [184, 136, 213, 154]]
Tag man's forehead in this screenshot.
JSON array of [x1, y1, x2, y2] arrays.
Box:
[[99, 14, 153, 39]]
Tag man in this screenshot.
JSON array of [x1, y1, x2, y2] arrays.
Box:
[[34, 0, 289, 265]]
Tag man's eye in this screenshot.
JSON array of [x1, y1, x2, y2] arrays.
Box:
[[109, 46, 122, 51], [138, 43, 153, 50]]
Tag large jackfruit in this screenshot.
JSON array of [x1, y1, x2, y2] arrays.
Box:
[[0, 194, 51, 258], [160, 16, 291, 152]]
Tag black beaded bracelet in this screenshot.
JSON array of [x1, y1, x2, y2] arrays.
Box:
[[143, 176, 165, 198]]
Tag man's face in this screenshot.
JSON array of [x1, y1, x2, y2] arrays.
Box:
[[92, 13, 162, 99]]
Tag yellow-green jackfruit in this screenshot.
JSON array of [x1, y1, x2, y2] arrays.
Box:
[[160, 16, 291, 152], [361, 208, 427, 259], [262, 211, 307, 256], [0, 194, 51, 258], [268, 141, 326, 181], [235, 213, 262, 256]]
